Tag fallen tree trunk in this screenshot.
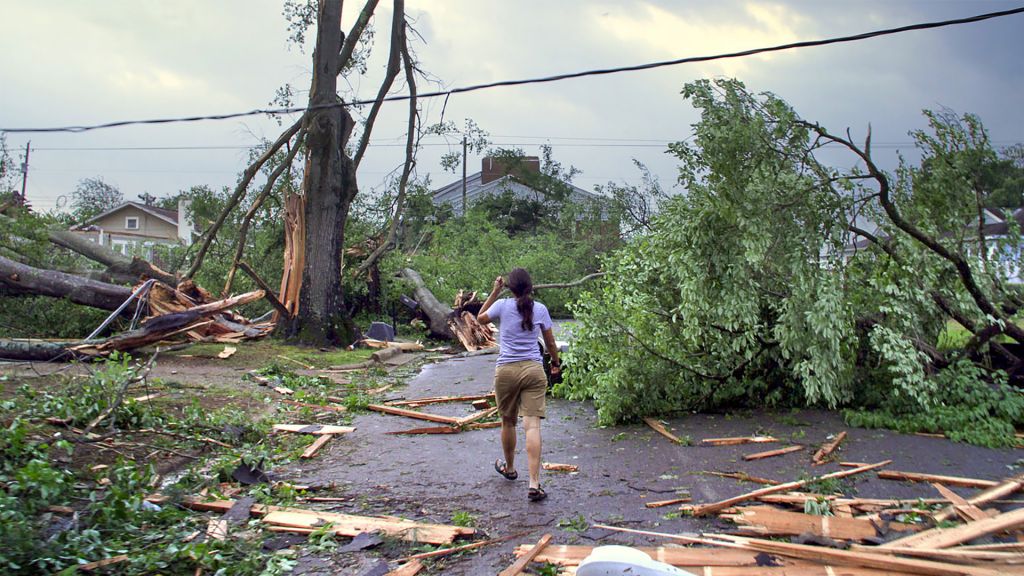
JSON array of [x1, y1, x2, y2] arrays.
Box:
[[0, 254, 133, 311], [46, 230, 178, 287], [401, 268, 453, 338], [0, 339, 90, 362]]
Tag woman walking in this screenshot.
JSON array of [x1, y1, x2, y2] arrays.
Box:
[[477, 268, 561, 502]]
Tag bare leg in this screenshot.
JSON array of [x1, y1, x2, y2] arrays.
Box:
[[524, 415, 542, 489], [501, 416, 517, 475]]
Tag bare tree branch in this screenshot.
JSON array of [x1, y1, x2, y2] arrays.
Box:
[[357, 17, 416, 275], [238, 261, 291, 320], [222, 129, 305, 296], [353, 0, 404, 169], [336, 0, 381, 76], [185, 119, 303, 280]]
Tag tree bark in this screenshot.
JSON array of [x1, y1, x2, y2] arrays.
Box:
[[282, 0, 356, 345], [401, 268, 453, 338], [47, 229, 178, 287], [0, 254, 133, 311]]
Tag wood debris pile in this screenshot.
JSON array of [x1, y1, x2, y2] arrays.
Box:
[[447, 290, 497, 351], [506, 459, 1024, 575], [368, 392, 501, 434]]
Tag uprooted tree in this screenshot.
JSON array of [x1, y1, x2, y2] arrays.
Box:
[[562, 78, 1024, 446]]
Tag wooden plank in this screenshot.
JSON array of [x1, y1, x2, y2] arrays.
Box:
[[367, 404, 462, 425], [812, 431, 847, 465], [644, 497, 692, 508], [702, 436, 778, 446], [744, 445, 804, 461], [850, 544, 1024, 563], [280, 399, 348, 413], [705, 471, 781, 485], [217, 346, 237, 359], [385, 425, 459, 435], [930, 483, 989, 522], [300, 434, 333, 459], [272, 424, 354, 435], [455, 406, 499, 427], [499, 533, 552, 576], [78, 555, 130, 572], [542, 462, 579, 472], [643, 417, 683, 444], [879, 506, 1024, 549], [933, 474, 1024, 523], [471, 399, 490, 410], [876, 470, 998, 489], [399, 531, 530, 562], [387, 393, 496, 408], [466, 421, 501, 430], [261, 509, 473, 545], [684, 461, 891, 516], [272, 386, 294, 395], [724, 505, 910, 541], [384, 560, 423, 576]]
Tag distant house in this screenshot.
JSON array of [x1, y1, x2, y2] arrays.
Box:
[[839, 207, 1024, 283], [432, 156, 608, 219], [70, 199, 194, 259]]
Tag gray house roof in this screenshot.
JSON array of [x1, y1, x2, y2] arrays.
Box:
[[432, 171, 607, 216]]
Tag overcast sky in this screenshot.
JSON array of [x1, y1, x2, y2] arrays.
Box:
[[1, 0, 1022, 213]]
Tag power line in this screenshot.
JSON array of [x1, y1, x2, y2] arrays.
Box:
[[3, 5, 1023, 135]]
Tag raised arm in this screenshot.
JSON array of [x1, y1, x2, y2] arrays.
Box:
[[477, 275, 504, 324]]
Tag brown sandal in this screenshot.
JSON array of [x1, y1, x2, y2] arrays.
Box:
[[495, 459, 518, 481], [528, 486, 547, 502]]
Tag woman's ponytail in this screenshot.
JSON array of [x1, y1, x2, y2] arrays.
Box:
[[508, 268, 535, 332]]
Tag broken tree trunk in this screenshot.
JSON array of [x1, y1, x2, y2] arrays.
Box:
[[401, 268, 453, 338], [46, 229, 178, 287], [0, 254, 133, 310]]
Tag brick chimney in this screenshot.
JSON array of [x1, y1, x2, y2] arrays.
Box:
[[480, 156, 541, 185]]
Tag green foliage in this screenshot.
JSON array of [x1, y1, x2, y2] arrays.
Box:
[[803, 497, 834, 516], [559, 77, 1024, 447], [397, 210, 600, 316], [450, 510, 476, 528], [556, 514, 589, 533], [845, 361, 1024, 448], [25, 354, 164, 430], [70, 176, 123, 222]]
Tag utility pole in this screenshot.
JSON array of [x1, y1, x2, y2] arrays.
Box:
[[461, 135, 467, 215], [18, 141, 30, 206]]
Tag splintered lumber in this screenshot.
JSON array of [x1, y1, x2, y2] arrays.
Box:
[[499, 533, 552, 576], [367, 404, 461, 425], [206, 518, 228, 541], [217, 346, 237, 359], [272, 424, 355, 435], [384, 560, 423, 576], [722, 505, 912, 540], [385, 426, 459, 435], [272, 386, 295, 395], [466, 421, 501, 430], [644, 497, 692, 508], [455, 406, 499, 427], [744, 445, 804, 461], [513, 543, 792, 567], [812, 431, 847, 465], [704, 533, 1007, 576], [684, 461, 891, 516], [933, 474, 1024, 523], [387, 393, 495, 408], [300, 434, 333, 459], [542, 463, 579, 472], [705, 471, 781, 485], [931, 483, 990, 522], [876, 470, 999, 489], [361, 338, 424, 352], [879, 506, 1024, 549], [642, 417, 684, 444], [77, 554, 130, 572], [471, 399, 490, 410], [850, 544, 1024, 563], [702, 436, 778, 446]]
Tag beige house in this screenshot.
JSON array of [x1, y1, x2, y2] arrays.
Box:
[[71, 199, 194, 258]]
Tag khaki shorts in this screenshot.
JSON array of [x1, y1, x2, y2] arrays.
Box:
[[494, 360, 547, 419]]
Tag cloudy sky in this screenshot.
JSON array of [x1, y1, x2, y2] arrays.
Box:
[[1, 0, 1022, 212]]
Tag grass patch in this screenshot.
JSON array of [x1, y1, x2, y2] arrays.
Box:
[[169, 340, 375, 369]]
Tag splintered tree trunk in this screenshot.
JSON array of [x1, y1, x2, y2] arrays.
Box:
[[282, 0, 357, 345]]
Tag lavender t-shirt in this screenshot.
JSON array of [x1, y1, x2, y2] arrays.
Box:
[[485, 298, 553, 366]]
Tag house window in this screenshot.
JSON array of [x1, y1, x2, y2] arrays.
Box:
[[125, 217, 139, 230], [111, 240, 128, 255]]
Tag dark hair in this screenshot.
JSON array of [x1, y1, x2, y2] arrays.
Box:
[[508, 268, 534, 332]]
